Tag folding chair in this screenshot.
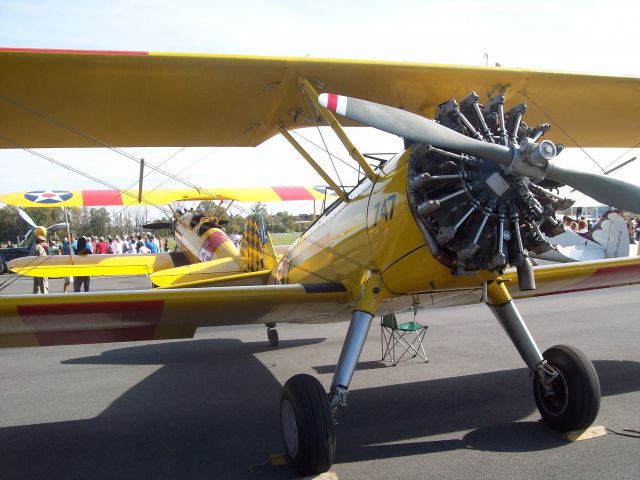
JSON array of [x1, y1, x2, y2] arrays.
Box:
[[380, 313, 429, 365]]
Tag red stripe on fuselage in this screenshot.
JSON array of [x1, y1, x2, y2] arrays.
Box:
[[272, 186, 315, 201], [0, 47, 149, 55], [200, 230, 229, 261], [82, 190, 124, 206]]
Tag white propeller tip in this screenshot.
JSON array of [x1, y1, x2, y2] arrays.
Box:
[[317, 93, 347, 116]]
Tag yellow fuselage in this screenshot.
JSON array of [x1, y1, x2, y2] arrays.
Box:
[[274, 149, 498, 301]]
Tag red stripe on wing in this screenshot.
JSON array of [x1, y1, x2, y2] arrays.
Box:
[[272, 186, 315, 201], [0, 47, 149, 55], [81, 190, 124, 206], [18, 300, 164, 346], [534, 263, 640, 297]]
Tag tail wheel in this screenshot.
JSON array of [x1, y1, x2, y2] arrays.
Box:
[[533, 345, 601, 432], [280, 374, 335, 475], [267, 327, 279, 347]]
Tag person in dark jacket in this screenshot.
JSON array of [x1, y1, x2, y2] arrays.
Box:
[[73, 236, 92, 292]]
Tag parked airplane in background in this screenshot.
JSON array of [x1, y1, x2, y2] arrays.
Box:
[[1, 185, 333, 286], [0, 207, 69, 273], [1, 49, 640, 475], [535, 210, 632, 262]]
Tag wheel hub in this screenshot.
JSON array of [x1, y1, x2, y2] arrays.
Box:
[[536, 368, 569, 417], [280, 398, 299, 457]]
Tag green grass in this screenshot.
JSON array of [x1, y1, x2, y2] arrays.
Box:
[[269, 232, 300, 246]]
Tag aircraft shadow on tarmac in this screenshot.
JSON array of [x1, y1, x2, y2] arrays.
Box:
[[1, 337, 639, 480]]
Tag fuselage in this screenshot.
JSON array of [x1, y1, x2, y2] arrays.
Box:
[[270, 148, 498, 300], [174, 211, 241, 265]]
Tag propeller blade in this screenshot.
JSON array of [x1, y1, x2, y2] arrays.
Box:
[[16, 207, 37, 228], [546, 163, 640, 213], [318, 93, 513, 165], [142, 222, 172, 230], [319, 93, 640, 213]]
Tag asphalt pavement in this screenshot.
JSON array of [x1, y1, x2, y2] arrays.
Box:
[[0, 275, 639, 479]]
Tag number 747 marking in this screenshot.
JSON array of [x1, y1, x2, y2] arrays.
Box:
[[372, 193, 397, 226]]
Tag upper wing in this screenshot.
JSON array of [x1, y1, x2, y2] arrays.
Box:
[[0, 186, 333, 208], [1, 48, 638, 149], [0, 283, 350, 347]]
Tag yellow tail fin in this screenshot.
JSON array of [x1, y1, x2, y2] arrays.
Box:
[[240, 217, 271, 272]]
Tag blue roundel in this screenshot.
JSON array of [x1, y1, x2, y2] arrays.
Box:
[[24, 190, 74, 204]]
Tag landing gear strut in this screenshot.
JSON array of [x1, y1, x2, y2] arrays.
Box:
[[487, 281, 600, 432], [279, 310, 373, 475]]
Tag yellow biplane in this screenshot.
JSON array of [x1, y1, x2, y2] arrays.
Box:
[[2, 48, 640, 475], [1, 185, 332, 289]]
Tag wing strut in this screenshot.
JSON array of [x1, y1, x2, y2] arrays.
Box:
[[137, 158, 145, 203], [299, 77, 378, 181], [278, 125, 348, 202]]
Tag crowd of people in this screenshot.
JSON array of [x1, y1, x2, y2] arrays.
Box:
[[562, 214, 640, 243], [49, 232, 170, 256], [29, 232, 170, 294]]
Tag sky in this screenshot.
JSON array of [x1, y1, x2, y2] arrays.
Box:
[[1, 0, 639, 218]]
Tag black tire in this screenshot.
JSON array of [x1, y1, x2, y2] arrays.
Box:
[[533, 345, 601, 432], [267, 327, 279, 347], [280, 374, 335, 475]]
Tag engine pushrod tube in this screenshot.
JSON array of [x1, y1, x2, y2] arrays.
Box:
[[455, 110, 483, 141], [454, 206, 477, 230], [472, 211, 490, 244], [472, 103, 495, 143], [511, 212, 525, 254], [427, 146, 467, 160]]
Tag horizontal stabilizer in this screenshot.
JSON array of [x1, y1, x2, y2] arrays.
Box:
[[149, 257, 244, 288]]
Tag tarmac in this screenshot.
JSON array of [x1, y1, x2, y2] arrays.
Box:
[[0, 275, 639, 479]]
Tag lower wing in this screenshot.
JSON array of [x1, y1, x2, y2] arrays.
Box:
[[7, 253, 189, 277], [0, 283, 350, 347], [2, 256, 640, 348]]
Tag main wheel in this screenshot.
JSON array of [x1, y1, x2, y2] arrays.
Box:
[[280, 374, 335, 475], [533, 345, 601, 432], [267, 327, 279, 347]]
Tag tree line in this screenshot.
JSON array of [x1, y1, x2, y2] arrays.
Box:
[[0, 202, 311, 244]]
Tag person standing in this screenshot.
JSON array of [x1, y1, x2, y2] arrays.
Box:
[[31, 235, 49, 294], [95, 236, 107, 254], [59, 237, 73, 293], [73, 236, 92, 292]]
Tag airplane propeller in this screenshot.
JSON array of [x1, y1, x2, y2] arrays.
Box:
[[319, 93, 640, 213], [16, 207, 37, 228]]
